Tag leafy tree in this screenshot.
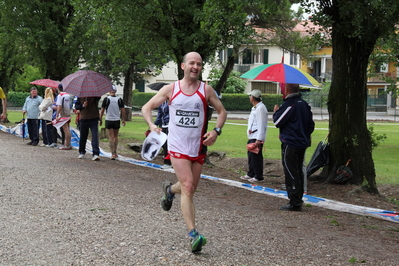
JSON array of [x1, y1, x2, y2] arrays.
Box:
[[208, 68, 246, 94], [203, 0, 309, 94], [73, 0, 305, 103], [0, 0, 86, 82], [14, 65, 43, 93], [135, 0, 219, 79], [301, 0, 399, 193], [0, 30, 22, 91], [74, 0, 171, 120]]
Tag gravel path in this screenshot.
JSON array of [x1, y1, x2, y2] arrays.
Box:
[[1, 131, 398, 266]]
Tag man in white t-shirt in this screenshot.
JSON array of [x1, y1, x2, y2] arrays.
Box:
[[99, 86, 126, 160], [56, 84, 72, 150], [240, 89, 268, 183]]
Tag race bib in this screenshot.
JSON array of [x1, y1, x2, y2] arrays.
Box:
[[175, 110, 200, 128]]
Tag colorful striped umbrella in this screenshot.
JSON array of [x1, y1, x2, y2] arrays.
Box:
[[240, 63, 320, 86], [61, 70, 113, 97]]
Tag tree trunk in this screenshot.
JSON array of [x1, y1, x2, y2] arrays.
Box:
[[176, 55, 184, 80], [123, 64, 134, 121], [214, 45, 239, 95], [327, 30, 378, 193]]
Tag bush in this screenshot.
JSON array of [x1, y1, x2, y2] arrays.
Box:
[[132, 92, 156, 110], [208, 69, 247, 94], [14, 64, 43, 92], [7, 91, 30, 107], [132, 92, 283, 112]]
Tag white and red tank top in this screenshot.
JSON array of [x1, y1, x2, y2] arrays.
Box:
[[167, 81, 208, 157]]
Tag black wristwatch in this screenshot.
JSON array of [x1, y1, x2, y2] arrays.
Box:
[[213, 127, 222, 136]]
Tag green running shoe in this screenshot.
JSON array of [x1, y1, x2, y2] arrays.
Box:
[[161, 181, 174, 211], [189, 229, 207, 253]]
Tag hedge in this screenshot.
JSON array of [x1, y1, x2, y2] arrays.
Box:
[[8, 90, 284, 112], [7, 91, 30, 107], [132, 92, 284, 112]]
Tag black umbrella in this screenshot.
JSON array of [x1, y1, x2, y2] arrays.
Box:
[[334, 159, 353, 184], [21, 113, 25, 142], [148, 82, 169, 91], [306, 135, 329, 177]]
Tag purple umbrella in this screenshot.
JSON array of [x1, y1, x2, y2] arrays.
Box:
[[61, 70, 113, 97]]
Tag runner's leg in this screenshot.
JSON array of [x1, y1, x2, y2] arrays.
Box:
[[170, 157, 202, 230]]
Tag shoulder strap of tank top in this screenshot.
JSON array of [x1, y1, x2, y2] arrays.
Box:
[[169, 81, 181, 104]]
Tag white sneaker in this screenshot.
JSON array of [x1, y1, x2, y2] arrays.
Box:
[[248, 177, 264, 183], [78, 154, 85, 159], [239, 175, 252, 180], [161, 164, 173, 169], [92, 155, 100, 161]]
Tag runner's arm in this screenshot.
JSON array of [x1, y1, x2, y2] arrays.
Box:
[[203, 85, 227, 146], [141, 85, 172, 132]]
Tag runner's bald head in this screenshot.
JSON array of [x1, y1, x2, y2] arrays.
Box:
[[183, 52, 202, 63]]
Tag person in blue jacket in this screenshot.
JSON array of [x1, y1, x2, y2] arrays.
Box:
[[273, 83, 314, 211], [154, 100, 172, 169]]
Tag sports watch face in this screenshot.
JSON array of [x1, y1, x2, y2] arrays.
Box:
[[213, 127, 221, 135]]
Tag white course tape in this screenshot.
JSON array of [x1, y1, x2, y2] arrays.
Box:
[[200, 174, 399, 223], [2, 122, 398, 223]]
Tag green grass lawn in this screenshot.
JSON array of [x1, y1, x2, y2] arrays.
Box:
[[3, 111, 399, 185]]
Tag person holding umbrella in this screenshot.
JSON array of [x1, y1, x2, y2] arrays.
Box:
[[273, 83, 314, 211], [60, 69, 114, 161], [22, 87, 43, 146], [75, 96, 101, 160]]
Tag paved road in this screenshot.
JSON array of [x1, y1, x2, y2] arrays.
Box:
[[0, 131, 398, 265]]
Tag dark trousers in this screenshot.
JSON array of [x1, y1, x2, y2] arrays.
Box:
[[52, 126, 65, 145], [247, 139, 264, 180], [79, 118, 100, 156], [41, 120, 54, 145], [27, 119, 40, 144], [281, 143, 306, 207], [162, 127, 171, 165]]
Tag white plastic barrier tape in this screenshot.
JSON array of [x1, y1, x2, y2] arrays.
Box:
[[2, 122, 398, 223]]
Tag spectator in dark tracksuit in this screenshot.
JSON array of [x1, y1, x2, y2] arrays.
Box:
[[273, 84, 314, 211], [154, 100, 172, 169]]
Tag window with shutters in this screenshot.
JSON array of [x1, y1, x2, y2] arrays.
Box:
[[263, 49, 269, 64], [242, 49, 252, 64]]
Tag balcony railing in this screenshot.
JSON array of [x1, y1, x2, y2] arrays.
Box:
[[368, 72, 398, 82], [233, 65, 251, 74]]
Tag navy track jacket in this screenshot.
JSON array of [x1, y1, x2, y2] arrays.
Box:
[[273, 93, 315, 149]]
